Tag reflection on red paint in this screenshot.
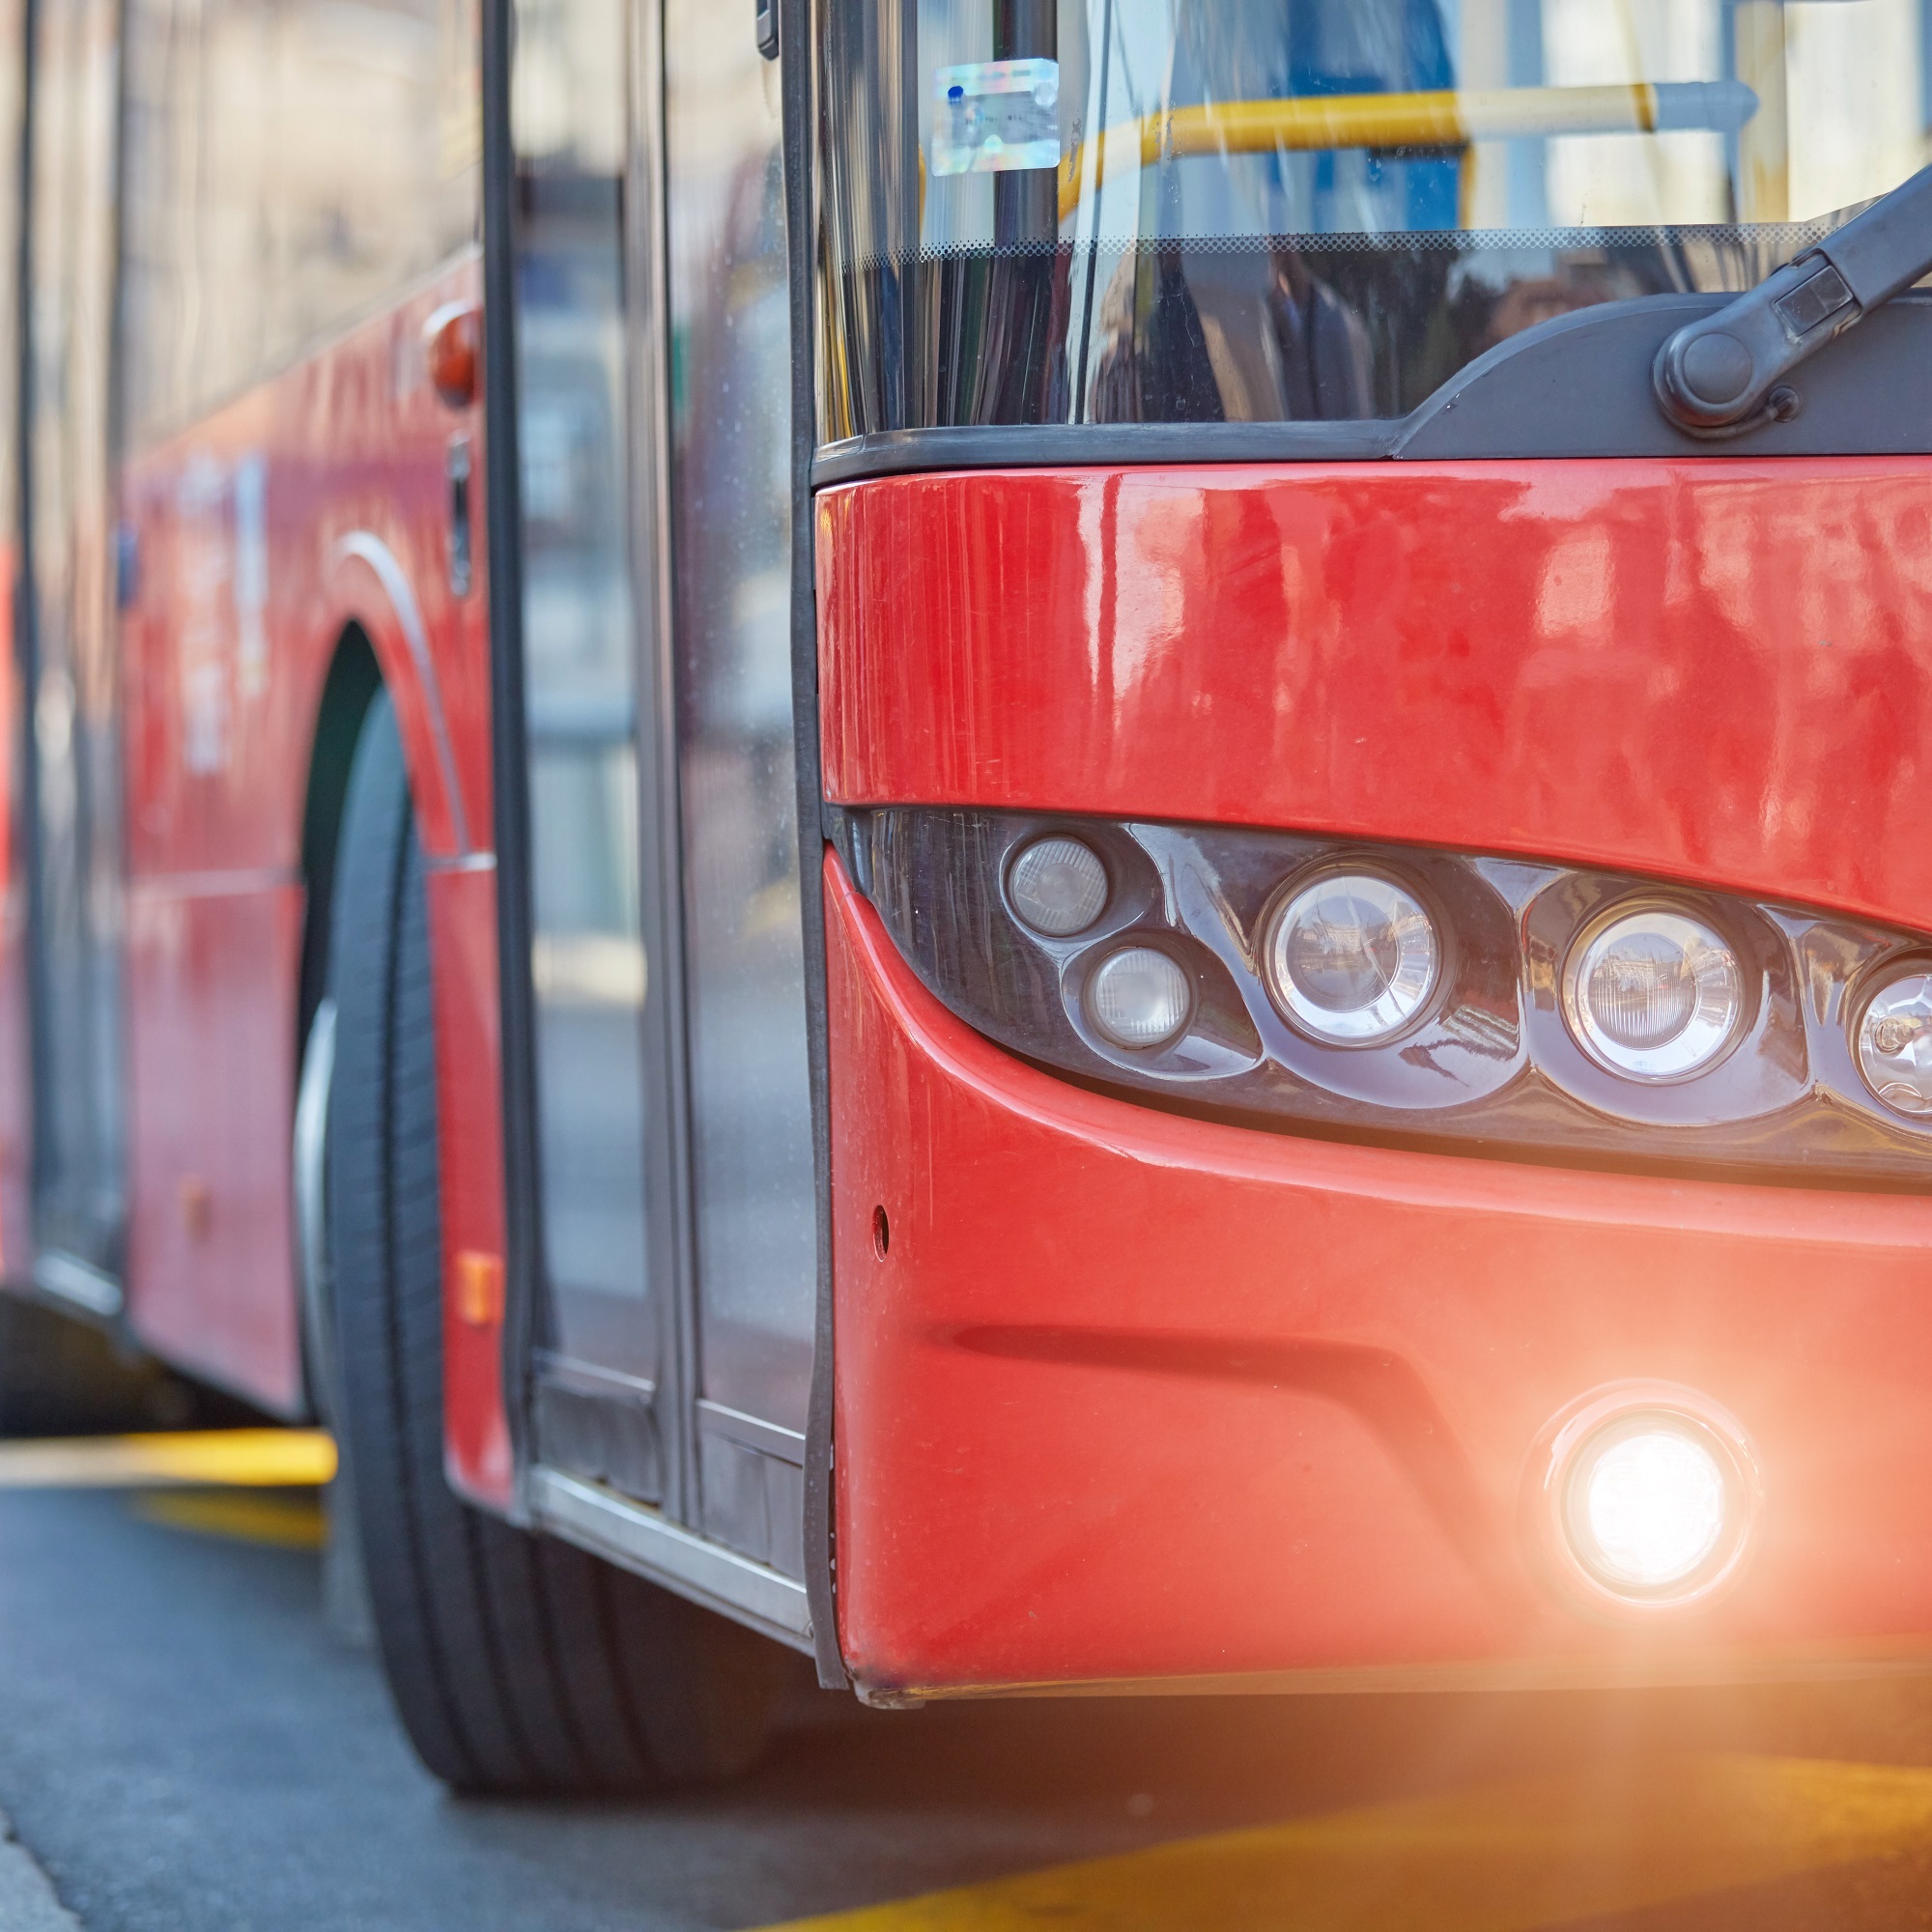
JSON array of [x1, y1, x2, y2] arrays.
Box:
[[820, 462, 1932, 931]]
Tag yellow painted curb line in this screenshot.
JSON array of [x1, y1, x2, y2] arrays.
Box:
[[132, 1490, 329, 1549], [0, 1430, 336, 1489], [756, 1752, 1932, 1931]]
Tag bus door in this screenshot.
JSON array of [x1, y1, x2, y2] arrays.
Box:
[[659, 0, 814, 1577], [0, 0, 32, 1279], [504, 0, 814, 1576], [17, 0, 125, 1314]]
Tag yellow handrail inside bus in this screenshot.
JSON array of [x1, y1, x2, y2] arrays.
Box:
[[1056, 83, 1748, 222]]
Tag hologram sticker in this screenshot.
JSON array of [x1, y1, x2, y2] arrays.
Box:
[[932, 58, 1061, 176]]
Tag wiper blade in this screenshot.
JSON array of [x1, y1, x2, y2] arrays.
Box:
[[1656, 164, 1932, 437]]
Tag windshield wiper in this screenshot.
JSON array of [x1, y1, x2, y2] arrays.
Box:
[[1655, 163, 1932, 437]]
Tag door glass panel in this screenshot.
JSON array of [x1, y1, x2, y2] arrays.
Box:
[[512, 0, 655, 1386], [27, 0, 124, 1272], [665, 0, 813, 1432]]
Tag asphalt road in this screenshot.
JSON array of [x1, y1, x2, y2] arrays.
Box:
[[6, 1477, 1932, 1928]]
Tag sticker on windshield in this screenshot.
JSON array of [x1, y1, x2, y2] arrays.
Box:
[[931, 59, 1060, 176]]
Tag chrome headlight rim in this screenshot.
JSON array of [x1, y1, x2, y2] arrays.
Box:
[[1260, 863, 1445, 1048], [1559, 897, 1747, 1083], [1852, 957, 1932, 1120]]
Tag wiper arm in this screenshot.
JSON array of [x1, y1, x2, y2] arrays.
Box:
[[1656, 164, 1932, 436]]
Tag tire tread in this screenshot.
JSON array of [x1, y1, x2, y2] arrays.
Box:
[[326, 694, 778, 1795]]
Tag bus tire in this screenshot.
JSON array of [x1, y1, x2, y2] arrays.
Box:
[[325, 692, 778, 1794]]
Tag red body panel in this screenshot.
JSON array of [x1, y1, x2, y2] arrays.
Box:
[[819, 462, 1932, 931], [118, 258, 510, 1451], [820, 461, 1932, 1691], [827, 857, 1932, 1691], [125, 878, 306, 1404]]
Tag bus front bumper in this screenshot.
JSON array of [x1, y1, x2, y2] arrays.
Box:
[[825, 852, 1932, 1699]]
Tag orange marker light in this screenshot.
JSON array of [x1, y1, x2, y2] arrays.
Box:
[[423, 300, 479, 409], [455, 1249, 504, 1327]]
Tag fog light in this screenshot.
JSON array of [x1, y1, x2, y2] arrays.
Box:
[[1855, 967, 1932, 1119], [1563, 906, 1743, 1080], [1264, 871, 1438, 1043], [1536, 1387, 1760, 1614], [1009, 835, 1109, 938], [1086, 947, 1190, 1049], [1569, 1423, 1724, 1591]]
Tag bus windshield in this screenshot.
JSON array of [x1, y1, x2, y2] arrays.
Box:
[[815, 0, 1930, 438]]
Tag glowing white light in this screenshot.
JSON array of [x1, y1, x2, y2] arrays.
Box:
[[1575, 1425, 1727, 1592]]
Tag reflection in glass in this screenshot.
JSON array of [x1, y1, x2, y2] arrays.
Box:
[[29, 0, 125, 1267], [820, 0, 1932, 435], [665, 0, 814, 1431], [119, 0, 477, 445], [514, 0, 655, 1384]]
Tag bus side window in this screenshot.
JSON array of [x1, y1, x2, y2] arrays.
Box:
[[119, 0, 480, 446]]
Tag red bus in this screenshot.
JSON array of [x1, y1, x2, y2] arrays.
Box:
[[3, 0, 1932, 1789]]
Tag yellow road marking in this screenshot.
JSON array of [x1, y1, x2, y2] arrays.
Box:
[[758, 1752, 1932, 1931], [0, 1430, 336, 1489], [132, 1490, 328, 1549]]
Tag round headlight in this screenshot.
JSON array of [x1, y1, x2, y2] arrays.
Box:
[[1855, 968, 1932, 1119], [1086, 947, 1190, 1050], [1563, 906, 1743, 1080], [1264, 871, 1438, 1044], [1008, 836, 1109, 938]]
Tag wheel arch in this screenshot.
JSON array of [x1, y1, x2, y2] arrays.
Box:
[[294, 603, 516, 1509], [319, 535, 475, 861], [296, 625, 384, 1051], [303, 527, 480, 1040]]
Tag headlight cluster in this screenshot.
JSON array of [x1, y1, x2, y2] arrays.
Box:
[[844, 807, 1932, 1184]]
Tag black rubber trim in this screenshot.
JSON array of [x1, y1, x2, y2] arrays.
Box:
[[479, 0, 547, 1520], [784, 0, 848, 1690], [11, 0, 50, 1255], [813, 419, 1394, 484]]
